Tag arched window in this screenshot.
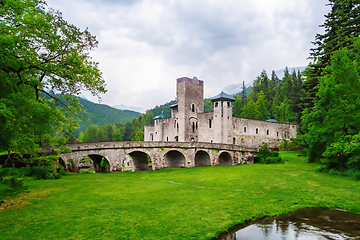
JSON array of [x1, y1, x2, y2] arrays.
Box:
[[192, 122, 195, 132], [209, 119, 212, 128], [266, 129, 269, 135], [151, 134, 154, 141], [191, 104, 195, 112], [256, 128, 258, 134]]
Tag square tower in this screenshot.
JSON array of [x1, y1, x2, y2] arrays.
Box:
[[176, 77, 204, 142]]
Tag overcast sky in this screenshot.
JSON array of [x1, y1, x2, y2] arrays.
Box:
[[46, 0, 330, 111]]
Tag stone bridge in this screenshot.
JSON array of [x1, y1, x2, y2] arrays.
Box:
[[59, 141, 258, 173]]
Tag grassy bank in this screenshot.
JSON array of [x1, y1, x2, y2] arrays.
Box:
[[0, 151, 360, 239]]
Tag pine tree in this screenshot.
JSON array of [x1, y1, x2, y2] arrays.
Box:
[[302, 0, 360, 111]]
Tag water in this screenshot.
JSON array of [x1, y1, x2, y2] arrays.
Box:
[[217, 208, 360, 240]]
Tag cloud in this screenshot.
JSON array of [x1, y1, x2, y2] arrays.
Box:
[[46, 0, 329, 110]]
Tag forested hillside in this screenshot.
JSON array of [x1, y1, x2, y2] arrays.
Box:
[[74, 97, 141, 137]]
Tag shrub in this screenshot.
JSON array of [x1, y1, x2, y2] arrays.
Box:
[[256, 143, 284, 164]]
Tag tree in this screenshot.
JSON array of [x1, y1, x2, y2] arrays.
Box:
[[302, 0, 360, 112], [255, 91, 270, 121], [232, 95, 243, 117], [0, 0, 106, 160], [241, 100, 257, 119], [302, 41, 360, 169], [82, 124, 99, 143]]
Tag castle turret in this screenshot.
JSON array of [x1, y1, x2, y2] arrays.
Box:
[[210, 92, 235, 144]]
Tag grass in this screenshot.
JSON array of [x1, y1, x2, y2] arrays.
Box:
[[0, 151, 360, 239]]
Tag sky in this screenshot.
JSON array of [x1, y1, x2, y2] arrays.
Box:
[[46, 0, 330, 112]]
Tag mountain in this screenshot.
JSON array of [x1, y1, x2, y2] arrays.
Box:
[[75, 98, 141, 137], [222, 66, 307, 95], [112, 104, 146, 114]]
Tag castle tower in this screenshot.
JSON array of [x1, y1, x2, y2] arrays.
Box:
[[176, 77, 204, 142], [210, 92, 235, 144]]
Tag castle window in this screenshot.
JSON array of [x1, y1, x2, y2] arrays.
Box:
[[192, 122, 195, 132], [244, 127, 247, 133], [209, 119, 212, 128], [227, 102, 231, 107], [233, 138, 236, 144], [277, 132, 279, 137], [267, 129, 269, 135], [167, 137, 168, 141], [175, 136, 178, 142], [256, 128, 258, 134], [191, 104, 195, 112], [215, 102, 218, 107], [151, 134, 154, 141], [177, 123, 179, 132], [196, 122, 198, 129], [211, 140, 213, 143]]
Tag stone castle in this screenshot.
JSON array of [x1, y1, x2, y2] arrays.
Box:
[[144, 77, 296, 148]]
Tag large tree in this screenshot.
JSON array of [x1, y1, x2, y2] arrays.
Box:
[[302, 0, 360, 112], [0, 0, 106, 162], [302, 39, 360, 170]]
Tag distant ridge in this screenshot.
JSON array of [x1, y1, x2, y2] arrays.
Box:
[[112, 104, 146, 114]]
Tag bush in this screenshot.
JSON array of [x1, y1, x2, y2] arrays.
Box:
[[256, 143, 284, 164], [0, 166, 26, 200]]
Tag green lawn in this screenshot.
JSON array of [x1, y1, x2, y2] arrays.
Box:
[[1, 151, 360, 239]]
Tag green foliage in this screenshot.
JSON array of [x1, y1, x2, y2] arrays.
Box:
[[301, 39, 360, 176], [0, 0, 106, 162], [232, 95, 243, 117], [100, 157, 110, 173], [302, 0, 360, 114], [255, 143, 283, 164], [278, 136, 301, 151], [0, 166, 25, 192]]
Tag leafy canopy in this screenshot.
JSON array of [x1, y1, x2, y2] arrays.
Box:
[[0, 0, 106, 160]]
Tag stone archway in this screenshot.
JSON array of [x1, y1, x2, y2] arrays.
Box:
[[87, 154, 110, 173], [129, 151, 152, 171], [195, 150, 211, 167], [165, 150, 185, 168], [219, 152, 232, 165]]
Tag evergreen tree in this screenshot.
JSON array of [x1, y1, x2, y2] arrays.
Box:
[[302, 0, 360, 112], [232, 95, 243, 117], [241, 100, 257, 119], [255, 91, 270, 120]]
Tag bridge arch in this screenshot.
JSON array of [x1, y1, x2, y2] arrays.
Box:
[[129, 151, 152, 171], [219, 151, 232, 165], [165, 150, 185, 168], [195, 150, 211, 167], [87, 154, 110, 173]]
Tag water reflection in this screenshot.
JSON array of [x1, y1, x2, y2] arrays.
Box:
[[217, 208, 360, 240]]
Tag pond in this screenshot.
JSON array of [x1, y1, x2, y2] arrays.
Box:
[[216, 208, 360, 240]]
